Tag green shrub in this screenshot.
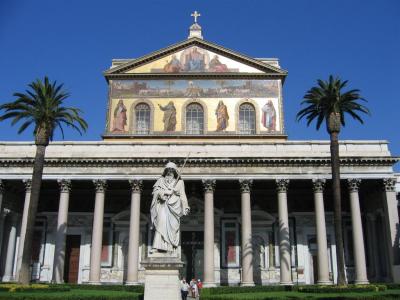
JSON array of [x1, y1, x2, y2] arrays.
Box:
[[54, 284, 144, 293], [384, 283, 400, 290], [0, 284, 70, 293], [0, 289, 143, 300], [298, 284, 387, 293], [201, 285, 294, 296]]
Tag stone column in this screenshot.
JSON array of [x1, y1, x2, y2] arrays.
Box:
[[202, 179, 216, 287], [16, 179, 32, 281], [312, 179, 331, 284], [347, 179, 369, 284], [239, 179, 254, 286], [0, 180, 4, 216], [268, 231, 275, 270], [0, 180, 5, 258], [276, 179, 292, 285], [52, 179, 72, 283], [89, 179, 107, 284], [366, 214, 380, 280], [2, 213, 18, 282], [381, 178, 400, 281], [126, 179, 143, 285]]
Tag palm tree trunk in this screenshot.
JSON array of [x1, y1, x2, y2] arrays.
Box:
[[330, 131, 347, 285], [18, 144, 47, 284]]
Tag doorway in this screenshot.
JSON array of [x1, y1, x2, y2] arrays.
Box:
[[64, 235, 81, 283], [181, 231, 204, 281]]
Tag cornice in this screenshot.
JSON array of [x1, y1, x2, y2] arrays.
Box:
[[104, 72, 286, 81], [0, 156, 397, 168]]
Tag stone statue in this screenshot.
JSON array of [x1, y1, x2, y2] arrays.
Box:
[[150, 162, 190, 253]]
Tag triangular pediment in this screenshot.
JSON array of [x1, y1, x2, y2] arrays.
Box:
[[104, 38, 287, 77]]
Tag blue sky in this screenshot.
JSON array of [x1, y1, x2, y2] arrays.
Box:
[[0, 0, 399, 168]]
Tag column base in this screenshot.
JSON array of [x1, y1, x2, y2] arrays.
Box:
[[125, 281, 141, 286], [354, 279, 369, 285], [240, 281, 255, 287], [51, 279, 65, 284], [203, 282, 217, 288], [87, 281, 101, 285], [317, 280, 333, 285], [279, 281, 293, 285], [2, 275, 15, 282]]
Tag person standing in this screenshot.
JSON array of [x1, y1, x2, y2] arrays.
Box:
[[197, 279, 203, 296], [181, 278, 189, 300]]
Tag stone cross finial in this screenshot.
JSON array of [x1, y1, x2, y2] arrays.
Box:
[[191, 11, 201, 23]]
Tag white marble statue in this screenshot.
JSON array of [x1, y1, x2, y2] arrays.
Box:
[[150, 162, 190, 253]]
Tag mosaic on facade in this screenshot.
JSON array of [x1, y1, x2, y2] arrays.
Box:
[[108, 96, 281, 134], [111, 79, 279, 98], [127, 46, 264, 73]]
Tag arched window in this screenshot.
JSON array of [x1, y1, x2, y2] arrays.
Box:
[[239, 103, 256, 134], [186, 103, 204, 134], [135, 103, 150, 134]]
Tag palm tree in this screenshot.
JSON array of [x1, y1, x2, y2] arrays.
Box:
[[0, 77, 88, 284], [296, 75, 369, 286]]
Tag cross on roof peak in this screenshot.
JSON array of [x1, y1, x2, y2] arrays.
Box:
[[191, 11, 201, 23]]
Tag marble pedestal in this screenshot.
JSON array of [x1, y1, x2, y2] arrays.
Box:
[[142, 256, 184, 300]]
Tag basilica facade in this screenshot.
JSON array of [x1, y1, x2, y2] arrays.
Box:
[[0, 20, 399, 287]]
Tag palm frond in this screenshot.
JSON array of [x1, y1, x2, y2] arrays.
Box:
[[0, 76, 88, 141], [297, 75, 369, 133]]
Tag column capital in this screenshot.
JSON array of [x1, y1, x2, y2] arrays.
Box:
[[0, 180, 4, 194], [276, 179, 289, 193], [239, 179, 253, 193], [23, 179, 32, 192], [93, 179, 107, 192], [202, 179, 216, 193], [57, 179, 72, 193], [382, 178, 396, 192], [312, 179, 326, 192], [129, 179, 143, 193], [347, 178, 361, 192]]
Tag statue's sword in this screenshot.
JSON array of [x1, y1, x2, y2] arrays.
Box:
[[174, 152, 191, 187]]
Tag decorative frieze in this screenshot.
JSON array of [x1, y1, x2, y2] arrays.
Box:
[[1, 156, 396, 169], [276, 179, 289, 193], [57, 179, 72, 193], [202, 179, 216, 193], [23, 179, 32, 192], [312, 179, 325, 193], [239, 179, 252, 193], [347, 178, 361, 192], [382, 178, 396, 192], [129, 179, 143, 193], [93, 179, 107, 192]]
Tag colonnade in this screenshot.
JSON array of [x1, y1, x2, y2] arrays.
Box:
[[0, 178, 397, 285]]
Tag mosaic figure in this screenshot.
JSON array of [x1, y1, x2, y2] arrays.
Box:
[[112, 99, 127, 132], [216, 100, 229, 131], [159, 101, 177, 132], [261, 100, 277, 131]]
